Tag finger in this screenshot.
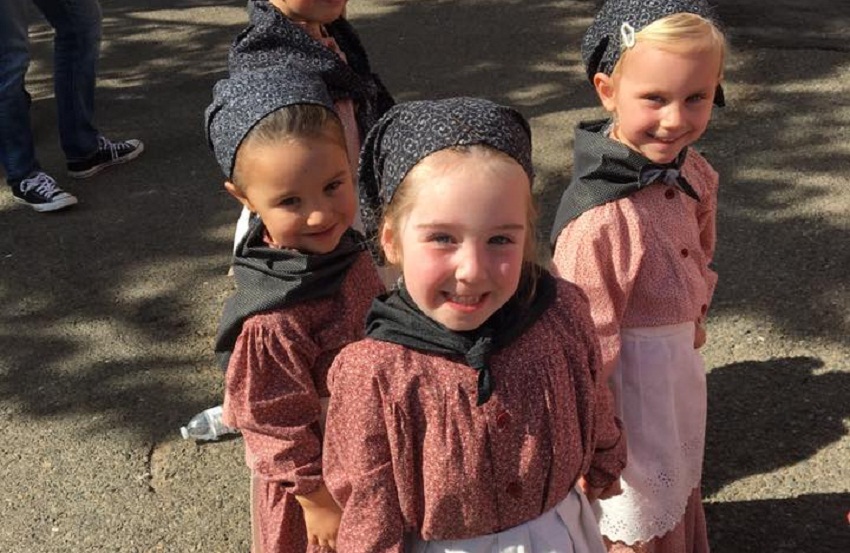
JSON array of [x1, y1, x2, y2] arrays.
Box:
[[577, 476, 589, 493]]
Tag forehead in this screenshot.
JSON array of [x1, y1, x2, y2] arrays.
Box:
[[404, 151, 529, 219], [617, 40, 722, 83]]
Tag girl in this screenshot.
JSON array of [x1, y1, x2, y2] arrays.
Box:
[[204, 67, 386, 552], [550, 1, 726, 551], [229, 0, 395, 246], [323, 98, 627, 553]]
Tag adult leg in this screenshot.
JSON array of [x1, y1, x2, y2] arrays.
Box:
[[31, 0, 102, 161], [0, 0, 40, 184]]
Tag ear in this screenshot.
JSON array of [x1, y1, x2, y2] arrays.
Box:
[[593, 72, 617, 113], [380, 223, 401, 265], [224, 181, 255, 212]]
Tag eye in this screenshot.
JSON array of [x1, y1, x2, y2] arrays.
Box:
[[686, 93, 708, 104], [489, 235, 515, 246], [426, 232, 455, 245], [325, 179, 344, 194], [280, 196, 300, 207], [643, 95, 665, 105]]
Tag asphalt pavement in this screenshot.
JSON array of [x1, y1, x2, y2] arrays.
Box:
[[0, 1, 847, 551]]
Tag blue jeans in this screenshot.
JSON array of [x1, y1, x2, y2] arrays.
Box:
[[0, 0, 102, 184]]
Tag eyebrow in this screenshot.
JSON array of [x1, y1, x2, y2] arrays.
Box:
[[414, 223, 526, 231]]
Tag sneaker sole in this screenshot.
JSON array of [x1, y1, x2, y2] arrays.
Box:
[[67, 142, 145, 179], [14, 194, 79, 213]]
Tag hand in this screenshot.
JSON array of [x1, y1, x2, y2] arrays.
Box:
[[578, 475, 623, 501], [694, 318, 707, 349], [295, 484, 342, 550]]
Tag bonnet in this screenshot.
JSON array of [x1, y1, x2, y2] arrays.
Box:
[[358, 97, 534, 252], [581, 0, 725, 106], [204, 66, 336, 179]]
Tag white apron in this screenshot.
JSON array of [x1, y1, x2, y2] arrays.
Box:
[[408, 487, 606, 553], [595, 323, 707, 544]]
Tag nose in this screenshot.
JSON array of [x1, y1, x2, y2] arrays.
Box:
[[455, 242, 487, 283], [661, 103, 685, 130], [305, 201, 331, 228]]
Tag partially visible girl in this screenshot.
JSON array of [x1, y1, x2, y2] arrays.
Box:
[[204, 67, 385, 552], [229, 0, 394, 246], [550, 1, 727, 551], [323, 98, 626, 553]]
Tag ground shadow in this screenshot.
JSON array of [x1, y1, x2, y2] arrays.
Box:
[[704, 356, 849, 496], [0, 0, 846, 483], [0, 1, 847, 551], [705, 492, 849, 552]]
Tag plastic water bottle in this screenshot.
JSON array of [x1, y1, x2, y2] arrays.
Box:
[[180, 405, 239, 441]]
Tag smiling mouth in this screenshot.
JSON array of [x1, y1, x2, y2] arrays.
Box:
[[649, 132, 685, 144], [444, 293, 489, 310], [307, 224, 337, 237]]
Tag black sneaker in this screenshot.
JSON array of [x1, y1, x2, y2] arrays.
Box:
[[67, 136, 144, 179], [11, 172, 78, 212]]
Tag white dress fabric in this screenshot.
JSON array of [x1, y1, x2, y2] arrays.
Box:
[[407, 487, 606, 553], [595, 323, 706, 544]]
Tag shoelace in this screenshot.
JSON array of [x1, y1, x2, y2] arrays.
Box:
[[98, 136, 136, 158], [21, 173, 59, 196], [98, 136, 123, 160]]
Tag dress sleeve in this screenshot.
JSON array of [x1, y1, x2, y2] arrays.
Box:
[[324, 347, 405, 553], [694, 156, 720, 310], [572, 289, 627, 489], [225, 315, 324, 496], [552, 204, 642, 379]]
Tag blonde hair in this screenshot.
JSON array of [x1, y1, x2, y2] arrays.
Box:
[[381, 145, 542, 267], [615, 13, 726, 78], [231, 104, 346, 190]]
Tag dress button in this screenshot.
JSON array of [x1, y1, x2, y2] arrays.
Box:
[[496, 411, 512, 429], [664, 188, 676, 199], [680, 248, 689, 258], [506, 481, 523, 499]]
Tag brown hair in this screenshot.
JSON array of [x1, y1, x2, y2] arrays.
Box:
[[231, 104, 346, 189]]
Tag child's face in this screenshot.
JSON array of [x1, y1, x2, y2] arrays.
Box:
[[271, 0, 347, 25], [382, 150, 529, 332], [226, 133, 355, 254], [594, 41, 722, 164]]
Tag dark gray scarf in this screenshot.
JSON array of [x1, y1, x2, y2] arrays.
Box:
[[230, 0, 395, 137], [366, 270, 557, 405], [215, 219, 366, 370], [581, 0, 725, 106], [358, 97, 534, 263], [549, 119, 700, 245]]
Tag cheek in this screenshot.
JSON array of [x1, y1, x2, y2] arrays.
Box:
[[695, 107, 714, 129], [493, 249, 525, 286], [403, 248, 446, 288]]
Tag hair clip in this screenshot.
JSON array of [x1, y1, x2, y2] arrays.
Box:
[[620, 22, 636, 49]]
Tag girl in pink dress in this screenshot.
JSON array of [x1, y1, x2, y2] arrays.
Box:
[[323, 98, 626, 553], [205, 68, 385, 552], [550, 1, 727, 552]]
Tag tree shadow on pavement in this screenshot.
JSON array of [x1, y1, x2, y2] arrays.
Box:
[[704, 357, 849, 497], [0, 1, 847, 551], [705, 492, 849, 552], [0, 0, 847, 477]]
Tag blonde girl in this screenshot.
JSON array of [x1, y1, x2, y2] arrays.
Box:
[[550, 1, 727, 552], [323, 98, 626, 553]]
